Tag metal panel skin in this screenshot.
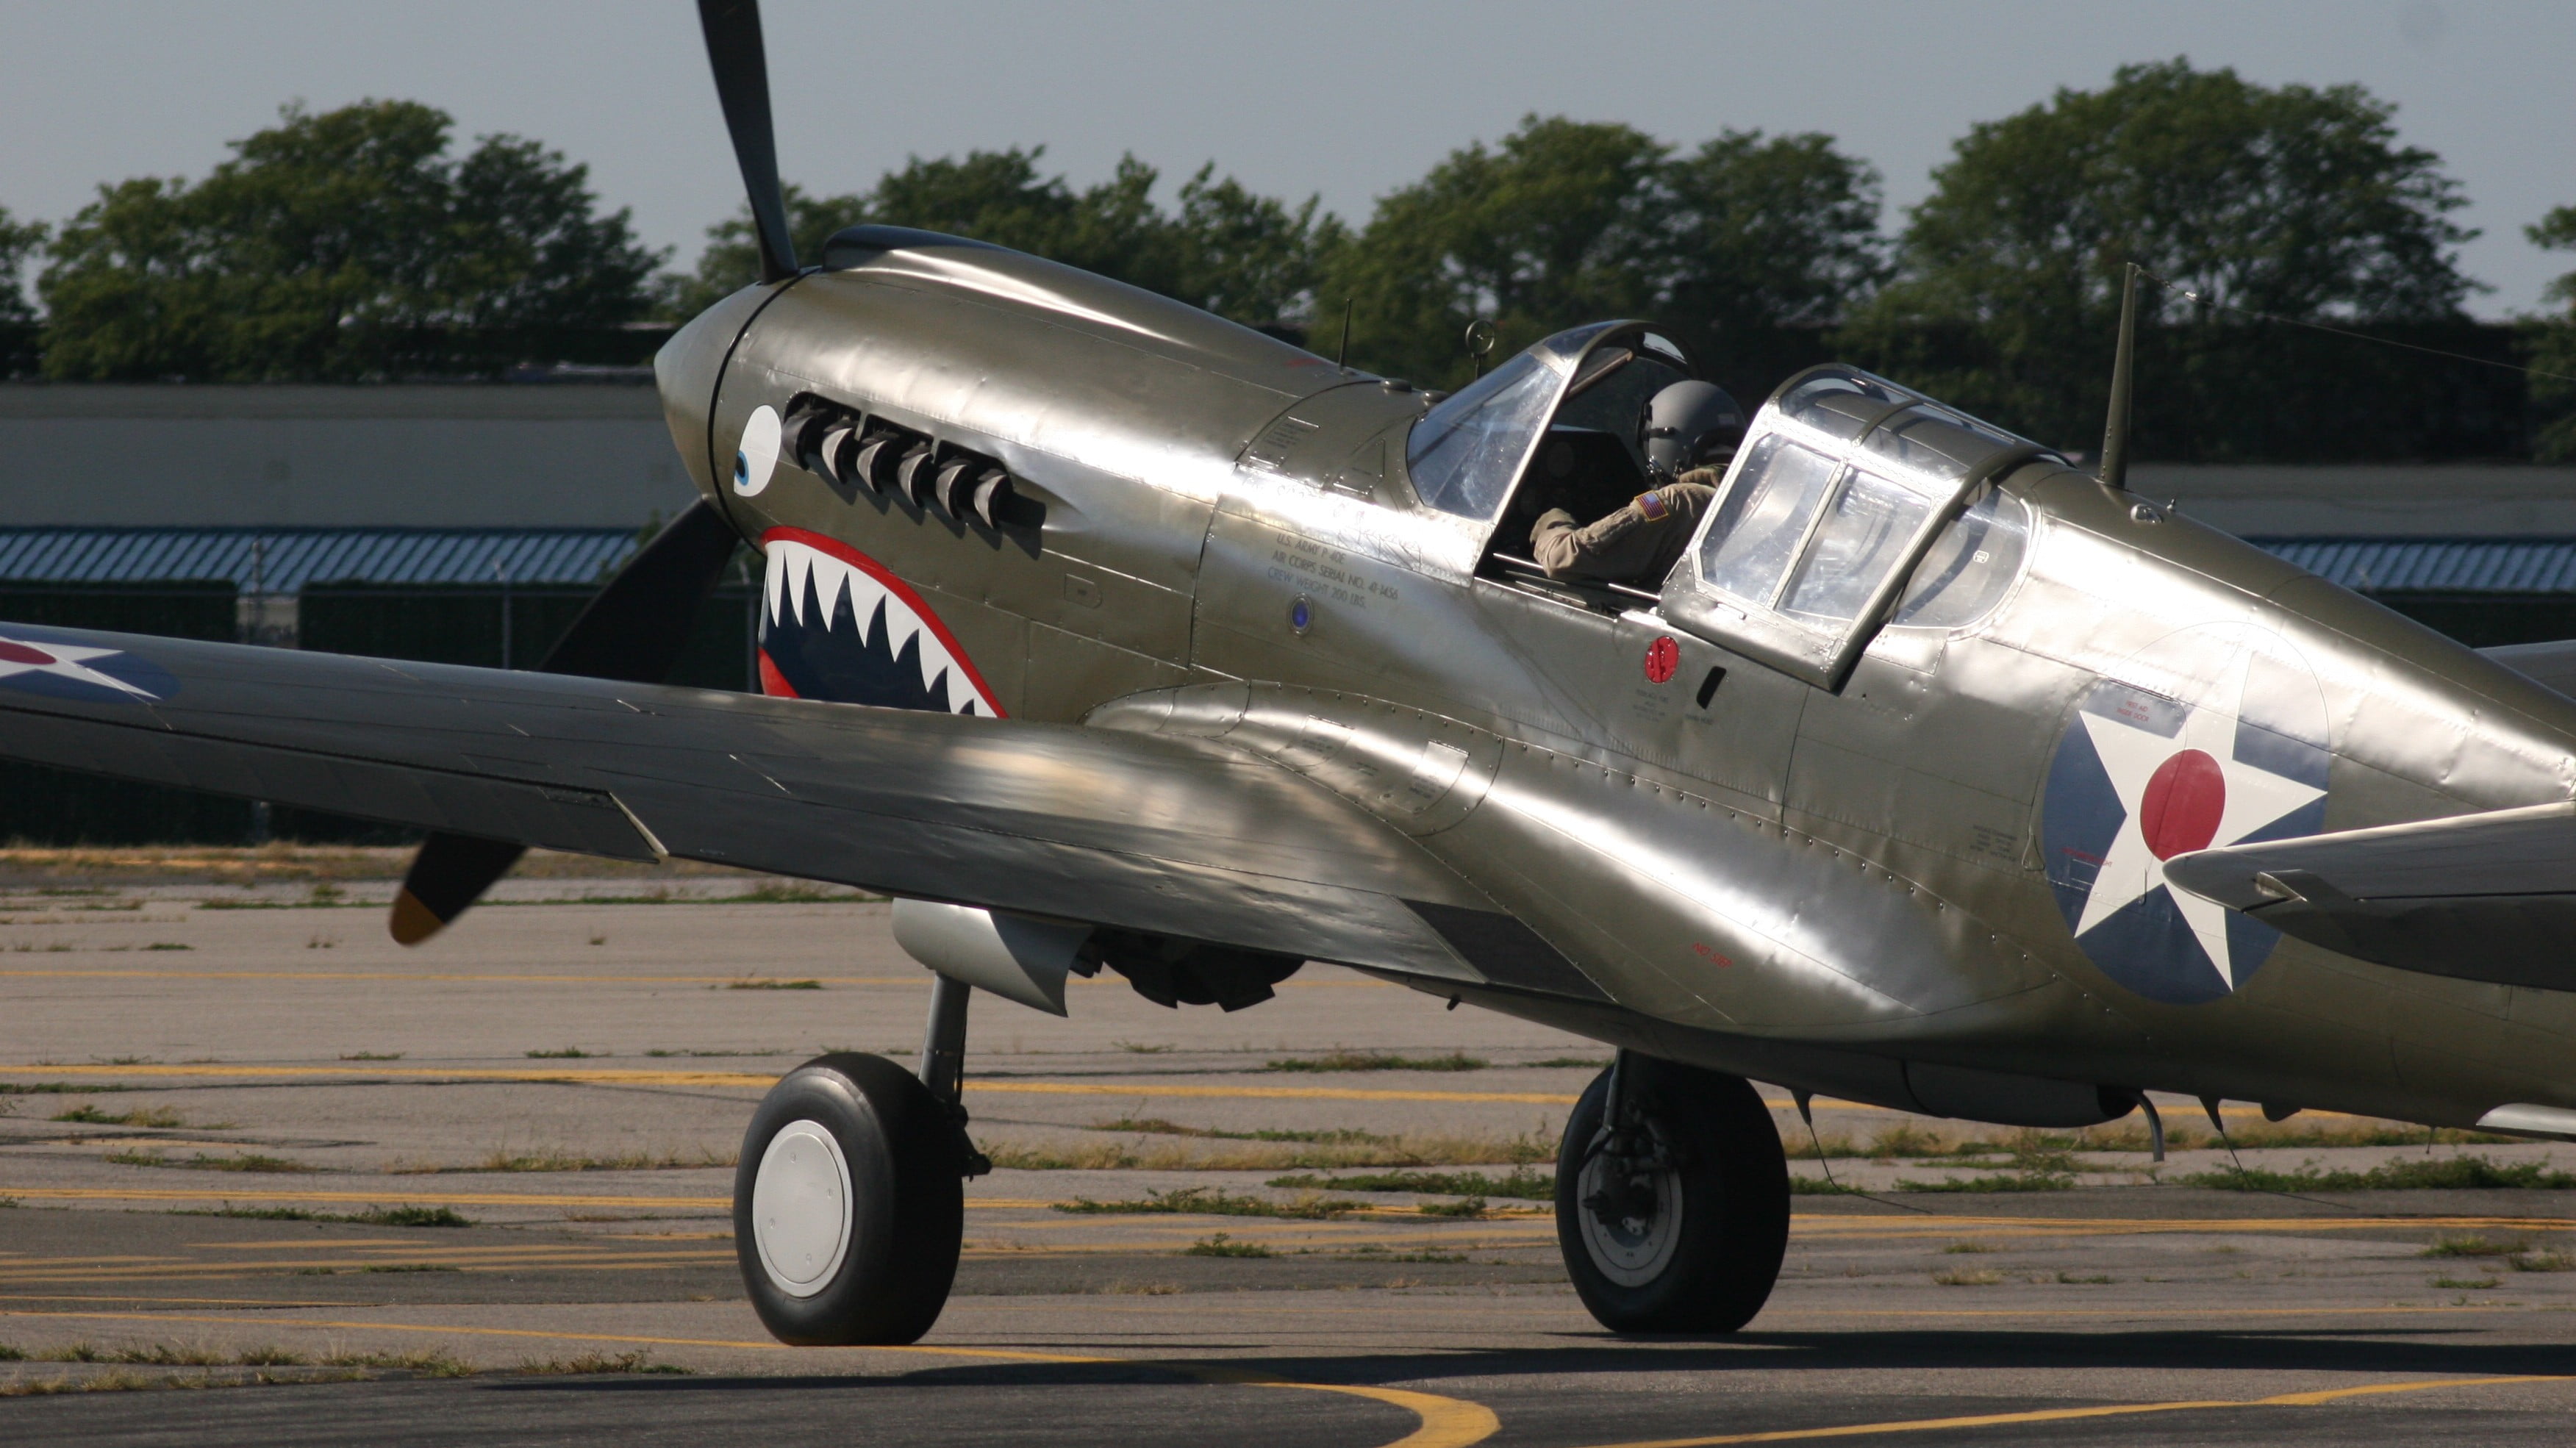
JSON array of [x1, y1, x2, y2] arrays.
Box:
[[11, 226, 2576, 1137]]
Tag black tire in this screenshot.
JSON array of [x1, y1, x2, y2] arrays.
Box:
[[734, 1053, 964, 1345], [1554, 1057, 1789, 1333]]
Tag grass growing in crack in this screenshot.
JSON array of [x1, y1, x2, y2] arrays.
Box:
[[1942, 1241, 1998, 1255], [1931, 1269, 2003, 1286], [319, 1348, 473, 1377], [1053, 1186, 1360, 1219], [1265, 1167, 1552, 1201], [989, 1119, 1555, 1172], [2057, 1272, 2115, 1284], [1181, 1233, 1275, 1258], [523, 1047, 598, 1059], [52, 1105, 196, 1128], [515, 1351, 691, 1375], [2511, 1250, 2576, 1272], [1266, 1050, 1486, 1073], [2430, 1275, 2502, 1289], [338, 1052, 403, 1061], [2180, 1155, 2576, 1191], [2422, 1236, 2523, 1258], [104, 1151, 312, 1173], [1895, 1134, 2081, 1193], [1786, 1175, 1866, 1195], [398, 1147, 732, 1175], [360, 1264, 460, 1274], [1350, 1245, 1469, 1264], [723, 978, 822, 990], [1416, 1196, 1489, 1218], [173, 1204, 472, 1227]]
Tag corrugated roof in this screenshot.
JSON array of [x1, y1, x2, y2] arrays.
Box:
[[0, 528, 641, 592], [2252, 537, 2576, 594], [9, 526, 2576, 598]]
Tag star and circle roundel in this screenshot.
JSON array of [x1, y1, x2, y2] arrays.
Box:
[[2040, 628, 2328, 1005], [0, 628, 174, 704]]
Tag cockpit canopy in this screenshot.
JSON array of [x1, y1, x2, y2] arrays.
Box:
[[1666, 364, 2058, 691], [1406, 323, 1693, 520]]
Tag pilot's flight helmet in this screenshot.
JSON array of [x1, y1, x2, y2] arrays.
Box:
[[1641, 381, 1747, 479]]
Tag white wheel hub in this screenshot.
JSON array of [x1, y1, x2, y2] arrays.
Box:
[[1576, 1136, 1685, 1288], [751, 1119, 854, 1297]]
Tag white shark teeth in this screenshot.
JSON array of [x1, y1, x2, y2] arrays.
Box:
[[762, 539, 987, 715]]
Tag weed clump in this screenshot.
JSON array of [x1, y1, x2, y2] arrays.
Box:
[[1181, 1233, 1274, 1258], [1054, 1186, 1359, 1220], [2182, 1156, 2576, 1191], [1266, 1051, 1486, 1073]]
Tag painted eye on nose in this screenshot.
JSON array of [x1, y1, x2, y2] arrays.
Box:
[[733, 405, 784, 497]]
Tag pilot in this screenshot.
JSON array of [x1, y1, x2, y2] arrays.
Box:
[[1531, 380, 1745, 584]]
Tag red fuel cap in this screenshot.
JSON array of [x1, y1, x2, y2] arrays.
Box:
[[1644, 635, 1680, 684]]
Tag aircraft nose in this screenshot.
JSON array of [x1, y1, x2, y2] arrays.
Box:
[[655, 287, 772, 501]]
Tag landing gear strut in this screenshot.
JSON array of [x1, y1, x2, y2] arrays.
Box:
[[734, 975, 980, 1344], [1555, 1053, 1789, 1333]]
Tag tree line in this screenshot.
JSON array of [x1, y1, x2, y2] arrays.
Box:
[[4, 60, 2571, 461]]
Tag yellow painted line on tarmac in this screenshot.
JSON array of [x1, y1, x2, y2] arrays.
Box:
[[1788, 1211, 2576, 1239], [0, 1292, 349, 1307], [0, 1309, 1499, 1448], [2, 1186, 734, 1210], [0, 963, 927, 984], [0, 1061, 1592, 1103], [1575, 1374, 2575, 1447]]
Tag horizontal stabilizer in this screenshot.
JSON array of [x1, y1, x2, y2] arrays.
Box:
[[2163, 800, 2576, 990], [2480, 639, 2576, 698]]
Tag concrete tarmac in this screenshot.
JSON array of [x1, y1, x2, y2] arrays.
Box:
[[4, 875, 2575, 1444]]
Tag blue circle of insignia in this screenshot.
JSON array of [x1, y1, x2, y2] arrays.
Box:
[[2039, 659, 2328, 1006], [1289, 596, 1312, 634]]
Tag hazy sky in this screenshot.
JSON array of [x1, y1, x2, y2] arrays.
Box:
[[3, 1, 2569, 315]]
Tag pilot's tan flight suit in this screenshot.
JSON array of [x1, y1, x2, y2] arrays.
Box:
[[1530, 476, 1718, 584]]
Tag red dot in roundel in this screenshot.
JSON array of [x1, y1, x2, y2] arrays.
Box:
[[0, 639, 57, 665], [1644, 635, 1680, 684], [2139, 749, 2226, 859]]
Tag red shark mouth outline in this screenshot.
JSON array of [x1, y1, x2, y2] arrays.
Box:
[[756, 526, 1007, 717]]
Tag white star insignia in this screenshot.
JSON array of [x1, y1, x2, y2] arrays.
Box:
[[2072, 650, 2323, 989], [0, 637, 161, 701]]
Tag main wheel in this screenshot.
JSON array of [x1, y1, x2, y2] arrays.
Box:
[[1555, 1056, 1789, 1333], [734, 1053, 965, 1345]]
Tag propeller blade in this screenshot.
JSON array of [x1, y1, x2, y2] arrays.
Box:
[[695, 0, 798, 284], [390, 499, 745, 944]]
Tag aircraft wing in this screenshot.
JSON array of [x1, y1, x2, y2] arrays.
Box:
[[2163, 800, 2576, 990], [0, 623, 1500, 983]]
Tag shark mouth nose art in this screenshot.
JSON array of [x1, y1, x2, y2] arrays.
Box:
[[756, 528, 1005, 717]]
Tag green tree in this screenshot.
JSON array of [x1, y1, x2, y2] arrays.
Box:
[[1324, 115, 1670, 386], [2533, 204, 2576, 462], [1320, 117, 1883, 391], [1660, 129, 1887, 397], [39, 100, 661, 381], [1846, 59, 2476, 442], [0, 204, 43, 376], [0, 204, 44, 326], [660, 147, 1339, 332]]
